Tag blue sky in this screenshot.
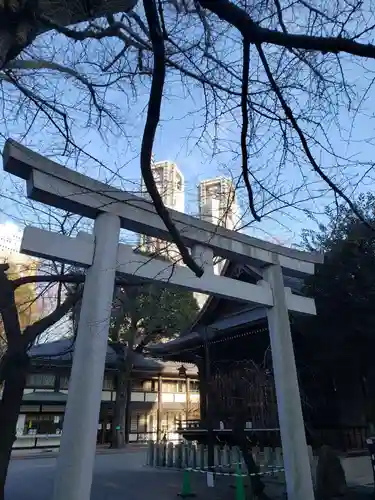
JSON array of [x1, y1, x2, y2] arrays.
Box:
[[1, 18, 375, 249]]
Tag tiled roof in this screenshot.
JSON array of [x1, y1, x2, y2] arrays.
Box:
[[28, 338, 198, 375], [147, 264, 305, 358], [23, 391, 68, 402]]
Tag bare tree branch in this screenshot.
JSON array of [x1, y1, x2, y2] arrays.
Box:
[[141, 0, 203, 277], [255, 41, 373, 230], [198, 0, 375, 59], [241, 39, 260, 222], [22, 287, 82, 347], [38, 15, 148, 50], [12, 273, 147, 290], [5, 59, 104, 112]]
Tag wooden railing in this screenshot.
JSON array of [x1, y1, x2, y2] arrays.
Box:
[[176, 419, 201, 430], [310, 426, 368, 451], [178, 420, 369, 452]]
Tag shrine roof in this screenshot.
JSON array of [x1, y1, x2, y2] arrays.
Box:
[[28, 338, 198, 376], [147, 261, 305, 360]]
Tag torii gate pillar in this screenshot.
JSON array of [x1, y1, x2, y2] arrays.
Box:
[[53, 213, 120, 500], [265, 260, 314, 500]]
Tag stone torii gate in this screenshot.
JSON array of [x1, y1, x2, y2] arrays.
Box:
[[3, 139, 323, 500]]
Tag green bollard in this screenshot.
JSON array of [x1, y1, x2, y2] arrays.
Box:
[[177, 469, 196, 498], [235, 463, 246, 500]]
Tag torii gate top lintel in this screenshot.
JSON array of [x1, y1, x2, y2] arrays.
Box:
[[3, 139, 323, 279]]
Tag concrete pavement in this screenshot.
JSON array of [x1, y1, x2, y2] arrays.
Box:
[[6, 451, 181, 500], [6, 449, 287, 500], [342, 456, 375, 488], [10, 444, 147, 460], [5, 448, 375, 499], [5, 451, 255, 500]]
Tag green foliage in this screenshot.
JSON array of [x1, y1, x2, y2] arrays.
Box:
[[302, 193, 375, 341], [297, 194, 375, 425], [301, 192, 375, 253], [115, 284, 199, 343], [135, 286, 198, 337], [69, 279, 199, 345], [297, 194, 375, 376]]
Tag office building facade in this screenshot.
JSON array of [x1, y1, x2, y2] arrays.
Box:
[[198, 177, 239, 231], [140, 160, 184, 261], [195, 177, 240, 308]]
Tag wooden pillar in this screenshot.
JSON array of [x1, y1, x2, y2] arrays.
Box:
[[186, 377, 190, 421], [203, 331, 214, 468], [101, 414, 106, 445], [124, 378, 132, 443], [198, 362, 207, 421], [157, 376, 162, 442], [54, 373, 60, 393]]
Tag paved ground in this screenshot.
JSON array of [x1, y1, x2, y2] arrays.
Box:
[[5, 448, 375, 499], [342, 456, 375, 489], [10, 444, 146, 459], [7, 450, 269, 500]]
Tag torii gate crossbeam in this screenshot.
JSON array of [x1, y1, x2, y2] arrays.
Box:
[[3, 140, 323, 500]]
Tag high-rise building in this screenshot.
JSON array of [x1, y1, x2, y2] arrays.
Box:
[[198, 177, 239, 230], [0, 222, 23, 255], [195, 177, 240, 308], [142, 160, 185, 213], [140, 159, 184, 260]]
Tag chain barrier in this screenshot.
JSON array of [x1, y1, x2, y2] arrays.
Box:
[[201, 462, 284, 470], [184, 465, 285, 477], [197, 462, 283, 469]]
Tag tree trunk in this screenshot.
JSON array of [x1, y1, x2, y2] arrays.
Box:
[[124, 377, 132, 444], [111, 369, 128, 448], [111, 329, 137, 448], [0, 352, 29, 500], [0, 0, 139, 69], [233, 424, 270, 500]]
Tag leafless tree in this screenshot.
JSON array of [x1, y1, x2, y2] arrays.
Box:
[[1, 3, 375, 493], [1, 1, 375, 274], [0, 263, 82, 495]]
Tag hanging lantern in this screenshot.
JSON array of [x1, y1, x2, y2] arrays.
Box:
[[177, 365, 187, 378]]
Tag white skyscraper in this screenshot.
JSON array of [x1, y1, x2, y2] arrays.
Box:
[[198, 177, 239, 230], [0, 222, 35, 271], [195, 177, 240, 308], [0, 222, 23, 255], [140, 159, 184, 259]]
